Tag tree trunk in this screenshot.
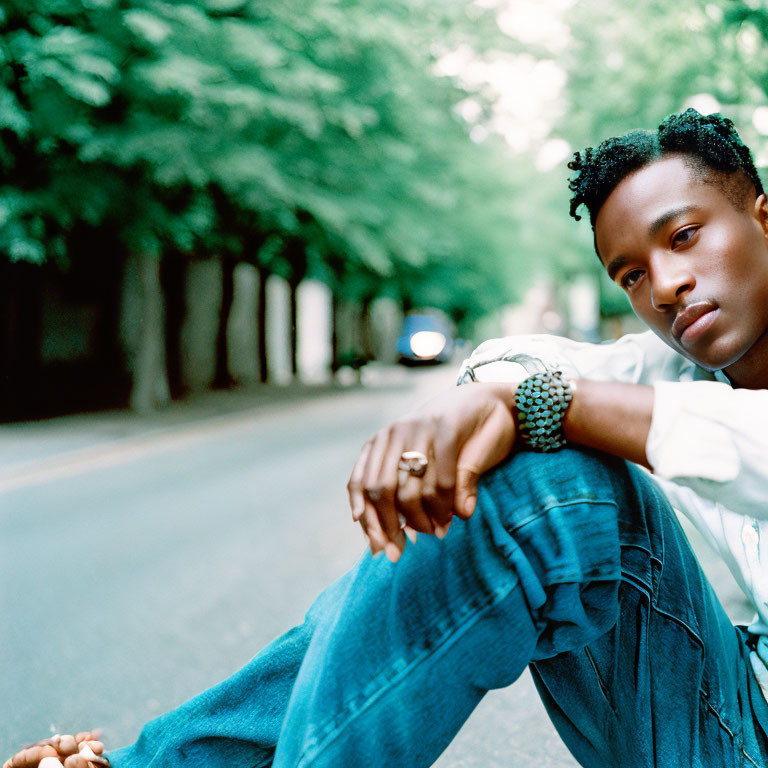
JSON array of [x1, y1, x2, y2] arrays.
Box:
[[213, 254, 235, 389], [330, 291, 339, 374], [130, 252, 170, 413], [256, 264, 269, 383], [360, 295, 374, 362], [0, 261, 42, 421], [289, 279, 299, 378], [161, 255, 187, 400]]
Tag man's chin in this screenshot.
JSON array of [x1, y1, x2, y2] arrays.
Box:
[[682, 341, 748, 373], [653, 328, 742, 372]]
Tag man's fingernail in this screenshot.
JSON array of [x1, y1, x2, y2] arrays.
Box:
[[384, 542, 401, 562], [464, 496, 476, 516], [404, 526, 417, 544], [434, 521, 451, 539]]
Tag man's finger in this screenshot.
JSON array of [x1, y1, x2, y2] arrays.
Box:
[[430, 432, 459, 525], [74, 733, 100, 745], [57, 737, 78, 757], [363, 431, 406, 561], [347, 441, 372, 522], [360, 499, 389, 555], [75, 743, 109, 767], [10, 745, 58, 767], [419, 447, 455, 535], [395, 472, 435, 534], [454, 467, 480, 519], [395, 439, 435, 535], [63, 756, 89, 768]]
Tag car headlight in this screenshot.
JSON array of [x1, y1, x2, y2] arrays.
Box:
[[409, 331, 447, 359]]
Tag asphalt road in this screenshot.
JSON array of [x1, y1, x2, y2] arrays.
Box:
[[0, 367, 751, 767]]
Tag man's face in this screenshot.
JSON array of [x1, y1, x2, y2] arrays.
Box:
[[594, 154, 768, 384]]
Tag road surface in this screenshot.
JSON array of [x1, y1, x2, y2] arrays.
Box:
[[0, 367, 751, 766]]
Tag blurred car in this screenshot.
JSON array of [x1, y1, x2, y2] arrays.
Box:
[[396, 312, 455, 365]]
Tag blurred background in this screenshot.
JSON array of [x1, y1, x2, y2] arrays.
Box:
[[6, 0, 768, 420], [1, 0, 764, 764]]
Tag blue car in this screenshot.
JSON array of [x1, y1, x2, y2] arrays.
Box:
[[397, 312, 455, 365]]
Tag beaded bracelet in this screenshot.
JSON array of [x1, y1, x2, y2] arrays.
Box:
[[514, 369, 573, 452]]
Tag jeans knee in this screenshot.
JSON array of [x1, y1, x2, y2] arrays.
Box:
[[480, 448, 631, 516], [461, 448, 639, 657], [472, 448, 633, 593]]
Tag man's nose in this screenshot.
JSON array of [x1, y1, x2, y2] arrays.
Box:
[[649, 254, 695, 311]]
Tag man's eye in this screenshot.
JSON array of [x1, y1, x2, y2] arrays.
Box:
[[621, 269, 643, 289], [672, 226, 698, 247]]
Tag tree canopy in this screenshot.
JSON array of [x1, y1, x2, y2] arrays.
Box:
[[1, 0, 533, 328]]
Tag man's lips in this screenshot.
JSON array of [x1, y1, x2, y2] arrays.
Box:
[[672, 301, 719, 343]]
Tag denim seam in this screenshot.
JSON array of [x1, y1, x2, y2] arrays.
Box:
[[702, 696, 735, 739], [502, 498, 624, 584], [179, 741, 275, 768], [504, 497, 619, 536], [650, 514, 748, 758], [621, 569, 654, 597], [703, 696, 765, 768], [294, 579, 518, 768], [648, 553, 744, 755], [649, 562, 757, 765], [583, 645, 620, 718], [582, 577, 750, 764], [650, 603, 706, 651]]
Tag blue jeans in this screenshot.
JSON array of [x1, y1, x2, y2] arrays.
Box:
[[107, 449, 768, 767]]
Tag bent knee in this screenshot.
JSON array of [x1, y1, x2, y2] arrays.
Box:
[[478, 448, 632, 521]]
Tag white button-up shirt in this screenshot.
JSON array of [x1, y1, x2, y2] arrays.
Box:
[[458, 330, 768, 699]]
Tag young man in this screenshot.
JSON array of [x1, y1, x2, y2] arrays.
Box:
[[7, 108, 768, 768]]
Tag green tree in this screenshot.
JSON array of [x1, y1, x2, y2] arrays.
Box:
[[1, 0, 539, 415]]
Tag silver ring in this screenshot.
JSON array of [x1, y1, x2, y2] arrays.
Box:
[[398, 450, 428, 478]]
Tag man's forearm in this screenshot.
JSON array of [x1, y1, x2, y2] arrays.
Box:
[[487, 378, 654, 469], [563, 379, 654, 469]]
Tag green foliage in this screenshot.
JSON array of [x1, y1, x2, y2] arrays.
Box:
[[543, 0, 768, 317], [11, 0, 768, 334], [1, 0, 525, 323]]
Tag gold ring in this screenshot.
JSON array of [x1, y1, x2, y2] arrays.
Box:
[[398, 450, 428, 478]]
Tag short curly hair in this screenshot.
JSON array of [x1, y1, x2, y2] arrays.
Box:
[[568, 109, 764, 233]]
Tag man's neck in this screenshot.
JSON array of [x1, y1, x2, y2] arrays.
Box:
[[723, 326, 768, 389]]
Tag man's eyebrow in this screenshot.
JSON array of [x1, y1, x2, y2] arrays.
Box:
[[648, 204, 700, 238], [606, 254, 630, 282]]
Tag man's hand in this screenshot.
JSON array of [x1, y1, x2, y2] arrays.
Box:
[[347, 382, 517, 562], [3, 732, 110, 768]]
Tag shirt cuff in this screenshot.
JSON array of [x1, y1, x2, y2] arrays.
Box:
[[646, 381, 740, 483]]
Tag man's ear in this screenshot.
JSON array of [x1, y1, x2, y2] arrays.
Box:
[[753, 193, 768, 237]]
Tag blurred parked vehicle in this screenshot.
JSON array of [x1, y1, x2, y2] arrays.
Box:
[[396, 311, 455, 365]]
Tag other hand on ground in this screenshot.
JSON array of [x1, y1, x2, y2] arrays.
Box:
[[3, 731, 110, 768]]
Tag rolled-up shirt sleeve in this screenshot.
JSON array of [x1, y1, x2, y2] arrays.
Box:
[[457, 330, 694, 386], [647, 381, 768, 520]]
